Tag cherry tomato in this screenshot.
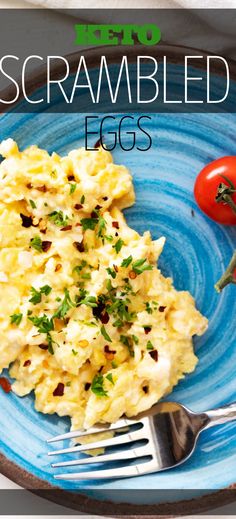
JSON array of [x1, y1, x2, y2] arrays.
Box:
[[194, 156, 236, 225]]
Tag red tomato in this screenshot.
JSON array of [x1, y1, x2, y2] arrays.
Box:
[[194, 156, 236, 225]]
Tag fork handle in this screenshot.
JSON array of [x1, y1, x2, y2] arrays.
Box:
[[204, 402, 236, 429]]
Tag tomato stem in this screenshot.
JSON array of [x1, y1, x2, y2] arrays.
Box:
[[215, 251, 236, 292], [215, 176, 236, 214], [221, 194, 236, 214]]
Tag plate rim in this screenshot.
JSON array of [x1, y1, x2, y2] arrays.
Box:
[[0, 42, 236, 515], [1, 454, 236, 516]]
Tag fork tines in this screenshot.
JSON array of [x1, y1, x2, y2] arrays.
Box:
[[48, 416, 155, 480]]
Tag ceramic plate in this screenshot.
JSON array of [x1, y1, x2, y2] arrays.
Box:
[[0, 47, 236, 515]]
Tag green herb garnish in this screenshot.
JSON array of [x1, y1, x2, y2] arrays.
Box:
[[81, 217, 98, 231], [113, 238, 124, 254], [101, 325, 112, 342], [69, 183, 77, 195], [121, 255, 133, 268], [91, 374, 108, 397], [78, 295, 98, 308], [28, 314, 54, 354], [49, 210, 69, 227], [147, 340, 154, 350], [29, 285, 52, 305], [29, 199, 36, 209], [132, 259, 153, 275], [30, 236, 43, 252], [10, 313, 23, 325], [106, 267, 117, 279], [106, 373, 114, 385], [120, 334, 135, 356], [53, 288, 75, 319]]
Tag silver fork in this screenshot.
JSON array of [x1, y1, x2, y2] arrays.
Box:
[[48, 400, 236, 480]]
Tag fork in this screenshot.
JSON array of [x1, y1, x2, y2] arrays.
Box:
[[47, 400, 236, 480]]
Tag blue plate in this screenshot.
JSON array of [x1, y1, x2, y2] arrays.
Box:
[[0, 110, 236, 506]]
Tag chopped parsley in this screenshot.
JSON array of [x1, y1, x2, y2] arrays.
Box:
[[113, 238, 124, 254], [106, 279, 113, 291], [29, 285, 52, 305], [30, 236, 43, 252], [107, 297, 135, 327], [69, 183, 77, 195], [28, 314, 54, 354], [101, 325, 112, 342], [72, 349, 78, 356], [29, 199, 36, 209], [106, 267, 117, 279], [81, 209, 107, 239], [81, 217, 98, 231], [10, 313, 23, 325], [91, 374, 108, 397], [28, 314, 54, 334], [145, 301, 158, 314], [106, 373, 114, 385], [78, 295, 98, 308], [80, 195, 85, 204], [97, 215, 106, 238], [132, 335, 139, 344], [81, 272, 91, 280], [120, 335, 135, 357], [73, 260, 88, 275], [121, 255, 133, 268], [147, 340, 154, 350], [104, 235, 113, 242], [53, 288, 75, 319], [49, 210, 69, 227], [132, 259, 153, 275], [41, 285, 52, 296]]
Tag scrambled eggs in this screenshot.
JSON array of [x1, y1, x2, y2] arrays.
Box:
[[0, 139, 208, 431]]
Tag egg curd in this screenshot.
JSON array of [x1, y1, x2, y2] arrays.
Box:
[[0, 139, 208, 431]]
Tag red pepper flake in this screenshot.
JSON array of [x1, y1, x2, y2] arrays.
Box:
[[112, 221, 119, 229], [0, 377, 11, 393], [142, 385, 149, 394], [100, 311, 110, 324], [40, 228, 47, 234], [53, 382, 65, 397], [104, 345, 116, 354], [103, 196, 108, 201], [159, 306, 166, 313], [68, 175, 75, 181], [149, 350, 158, 362], [113, 265, 118, 273], [94, 137, 104, 149], [42, 241, 52, 252], [91, 210, 98, 219], [61, 225, 72, 231], [74, 204, 83, 210], [38, 343, 48, 350], [73, 241, 85, 253], [75, 222, 82, 227], [84, 382, 91, 391], [23, 360, 31, 367], [129, 270, 137, 280], [55, 263, 62, 272], [95, 205, 102, 211], [144, 326, 152, 335], [20, 213, 33, 228], [36, 185, 47, 193], [26, 183, 32, 189]]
